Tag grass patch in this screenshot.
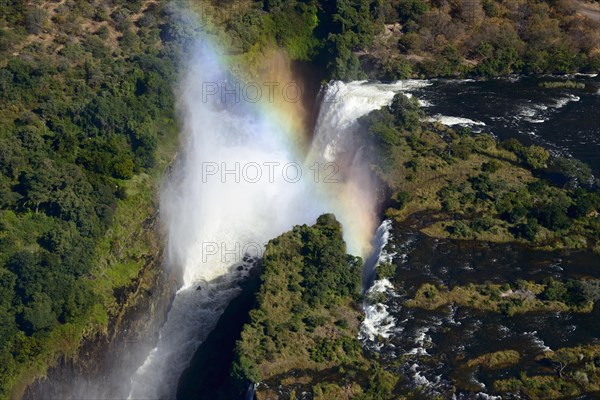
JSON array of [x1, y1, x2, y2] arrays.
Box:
[[492, 344, 600, 397], [539, 81, 586, 89], [405, 281, 595, 316], [467, 350, 521, 369], [494, 374, 581, 399]]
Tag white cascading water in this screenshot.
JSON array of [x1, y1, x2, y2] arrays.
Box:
[[362, 219, 394, 291], [127, 39, 327, 399], [308, 80, 428, 164], [307, 80, 428, 256], [126, 41, 417, 397], [359, 220, 399, 347]]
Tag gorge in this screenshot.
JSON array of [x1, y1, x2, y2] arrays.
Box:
[[2, 1, 599, 399]]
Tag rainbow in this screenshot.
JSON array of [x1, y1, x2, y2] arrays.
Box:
[[174, 4, 378, 259]]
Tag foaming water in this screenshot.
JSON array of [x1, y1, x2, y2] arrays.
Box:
[[127, 39, 329, 398], [362, 219, 394, 290], [359, 221, 600, 398], [406, 75, 600, 172], [309, 80, 426, 163], [359, 220, 399, 348], [126, 49, 397, 398], [426, 114, 486, 127], [552, 94, 580, 109], [360, 279, 398, 346], [307, 81, 418, 254]]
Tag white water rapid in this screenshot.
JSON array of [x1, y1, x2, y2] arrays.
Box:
[[126, 42, 413, 398]]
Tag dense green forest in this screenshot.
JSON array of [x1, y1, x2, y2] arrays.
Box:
[[0, 0, 187, 396]]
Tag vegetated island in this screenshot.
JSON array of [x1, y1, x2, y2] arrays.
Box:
[[359, 94, 600, 254], [211, 97, 600, 398], [180, 214, 416, 399]]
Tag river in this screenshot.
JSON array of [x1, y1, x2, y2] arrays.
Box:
[[361, 216, 600, 398], [408, 74, 600, 173], [358, 74, 600, 399], [27, 72, 599, 399]]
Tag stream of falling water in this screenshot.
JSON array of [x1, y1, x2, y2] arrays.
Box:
[[126, 38, 421, 398]]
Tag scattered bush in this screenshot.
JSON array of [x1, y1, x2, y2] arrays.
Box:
[[25, 7, 48, 35]]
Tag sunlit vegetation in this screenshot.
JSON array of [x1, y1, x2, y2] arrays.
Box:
[[407, 278, 599, 316], [494, 344, 600, 399], [368, 0, 600, 78], [466, 350, 521, 369], [231, 215, 409, 399], [539, 81, 586, 89], [358, 93, 600, 252], [209, 0, 600, 79], [204, 0, 382, 80], [0, 0, 184, 396], [1, 0, 598, 398], [232, 214, 362, 382]]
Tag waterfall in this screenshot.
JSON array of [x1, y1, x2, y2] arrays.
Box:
[[126, 39, 327, 399], [307, 80, 418, 255], [126, 46, 416, 398], [359, 220, 398, 348], [244, 383, 257, 400], [362, 219, 394, 291]]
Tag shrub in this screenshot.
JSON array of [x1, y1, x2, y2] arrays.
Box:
[[365, 366, 398, 397], [381, 57, 413, 80], [303, 315, 329, 331], [21, 293, 55, 334], [448, 221, 471, 238], [553, 157, 594, 188], [535, 204, 570, 231], [231, 354, 262, 384], [399, 32, 421, 52], [568, 189, 599, 218], [541, 279, 568, 302], [376, 262, 396, 279], [396, 0, 428, 23], [503, 204, 527, 223], [500, 138, 524, 153], [579, 280, 600, 304], [451, 142, 473, 160], [310, 338, 337, 362], [335, 319, 349, 329], [83, 36, 110, 58], [513, 218, 539, 241], [393, 191, 412, 209], [482, 160, 502, 173], [25, 7, 48, 35], [470, 216, 496, 233], [521, 145, 550, 170], [390, 94, 422, 132]]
